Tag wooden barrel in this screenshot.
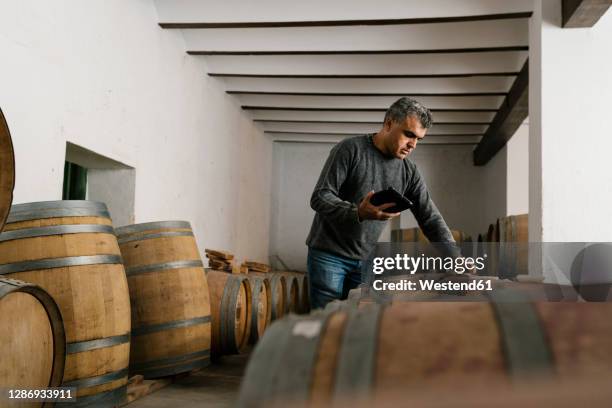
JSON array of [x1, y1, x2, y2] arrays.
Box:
[[280, 273, 299, 314], [276, 272, 309, 314], [330, 375, 612, 407], [0, 108, 15, 233], [295, 273, 310, 314], [498, 214, 529, 276], [391, 228, 466, 243], [0, 201, 131, 407], [115, 221, 212, 378], [246, 275, 272, 344], [239, 299, 612, 406], [0, 278, 66, 398], [251, 272, 286, 321], [486, 223, 498, 242], [207, 270, 252, 357]]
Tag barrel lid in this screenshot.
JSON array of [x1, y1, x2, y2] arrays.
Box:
[[115, 220, 192, 236], [7, 200, 110, 223]]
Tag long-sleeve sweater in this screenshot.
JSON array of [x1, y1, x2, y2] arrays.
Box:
[[306, 134, 456, 260]]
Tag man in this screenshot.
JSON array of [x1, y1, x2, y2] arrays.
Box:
[[305, 97, 457, 309]]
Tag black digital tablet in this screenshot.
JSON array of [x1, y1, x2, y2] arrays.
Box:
[[370, 187, 414, 213]]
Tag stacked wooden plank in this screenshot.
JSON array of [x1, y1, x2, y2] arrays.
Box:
[[205, 249, 234, 272], [241, 260, 271, 273]]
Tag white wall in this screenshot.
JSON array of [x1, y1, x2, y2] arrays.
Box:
[[530, 0, 612, 243], [529, 0, 612, 280], [478, 143, 507, 235], [401, 145, 496, 238], [270, 141, 335, 271], [506, 122, 529, 215], [0, 0, 272, 261]]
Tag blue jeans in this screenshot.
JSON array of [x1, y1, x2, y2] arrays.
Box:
[[307, 247, 363, 310]]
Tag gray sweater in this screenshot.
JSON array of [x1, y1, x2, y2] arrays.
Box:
[[306, 134, 455, 260]]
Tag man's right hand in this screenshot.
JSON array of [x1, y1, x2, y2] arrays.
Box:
[[358, 191, 401, 221]]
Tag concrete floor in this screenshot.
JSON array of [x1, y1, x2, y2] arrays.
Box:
[[129, 354, 250, 408]]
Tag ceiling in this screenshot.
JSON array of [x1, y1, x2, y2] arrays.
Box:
[[153, 0, 532, 148]]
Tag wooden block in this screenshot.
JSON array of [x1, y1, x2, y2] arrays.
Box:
[[209, 259, 231, 269], [240, 265, 249, 274], [205, 248, 234, 260], [243, 261, 271, 273], [123, 378, 173, 406], [127, 375, 144, 386]]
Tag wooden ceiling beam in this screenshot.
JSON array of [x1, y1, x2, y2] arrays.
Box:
[[211, 72, 519, 79], [473, 60, 528, 166], [188, 46, 527, 56], [562, 0, 612, 27], [254, 120, 491, 125], [229, 91, 507, 97], [243, 106, 497, 112]]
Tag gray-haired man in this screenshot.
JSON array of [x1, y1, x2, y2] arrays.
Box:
[[305, 97, 457, 309]]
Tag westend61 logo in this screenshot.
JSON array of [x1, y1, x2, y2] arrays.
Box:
[[372, 253, 488, 275]]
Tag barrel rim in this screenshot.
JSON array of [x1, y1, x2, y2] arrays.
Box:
[[0, 254, 124, 275], [125, 259, 203, 276], [0, 224, 115, 243], [8, 200, 108, 212], [219, 274, 252, 354], [7, 200, 110, 224], [248, 276, 272, 342], [0, 108, 16, 234], [0, 277, 66, 389], [115, 220, 192, 236]]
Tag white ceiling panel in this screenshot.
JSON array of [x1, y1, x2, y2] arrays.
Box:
[[202, 52, 527, 76], [233, 94, 504, 110], [182, 19, 528, 52], [260, 122, 488, 134], [220, 77, 516, 94], [266, 132, 482, 144], [155, 0, 532, 24], [247, 109, 496, 123]]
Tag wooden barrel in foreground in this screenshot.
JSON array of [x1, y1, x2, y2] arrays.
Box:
[[0, 201, 131, 407], [207, 270, 252, 357], [238, 299, 612, 406], [251, 272, 286, 321], [247, 275, 272, 343], [116, 221, 212, 378], [0, 278, 66, 399], [0, 108, 15, 233]]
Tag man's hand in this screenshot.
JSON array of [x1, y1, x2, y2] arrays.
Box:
[[358, 191, 401, 221]]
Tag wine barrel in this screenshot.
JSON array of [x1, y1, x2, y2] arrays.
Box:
[[276, 272, 309, 314], [115, 221, 212, 378], [206, 270, 252, 357], [239, 299, 612, 406], [498, 214, 529, 276], [251, 272, 286, 321], [280, 273, 299, 314], [0, 278, 66, 399], [482, 222, 501, 276], [0, 201, 131, 407], [0, 109, 15, 233], [246, 275, 272, 343], [295, 273, 310, 314]]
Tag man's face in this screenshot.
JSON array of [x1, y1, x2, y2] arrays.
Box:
[[384, 115, 427, 159]]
